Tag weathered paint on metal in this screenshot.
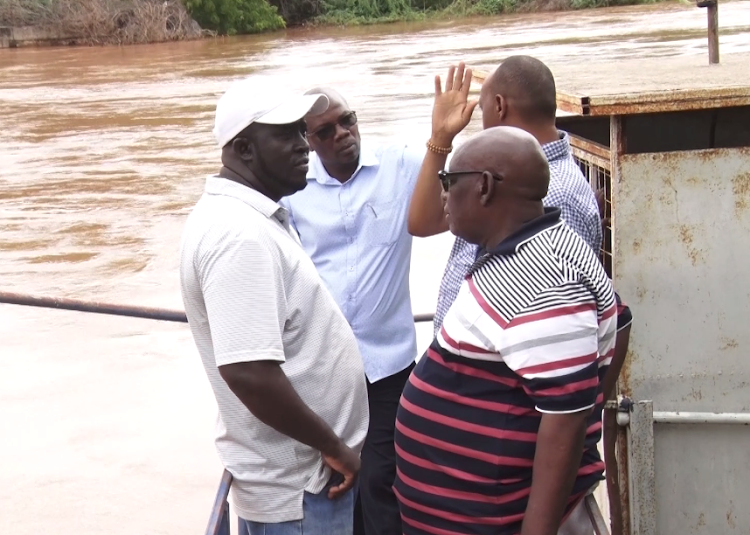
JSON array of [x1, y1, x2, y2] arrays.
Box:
[[626, 401, 657, 535], [653, 420, 750, 533], [653, 411, 750, 424], [614, 147, 750, 534], [614, 147, 750, 405], [569, 136, 611, 171], [472, 54, 750, 116]]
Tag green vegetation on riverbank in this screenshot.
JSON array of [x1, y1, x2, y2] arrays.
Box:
[[0, 0, 661, 43]]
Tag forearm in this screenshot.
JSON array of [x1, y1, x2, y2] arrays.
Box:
[[520, 411, 588, 535], [219, 360, 342, 455], [407, 147, 451, 237]]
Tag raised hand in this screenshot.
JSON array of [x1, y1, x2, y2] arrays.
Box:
[[431, 62, 479, 147]]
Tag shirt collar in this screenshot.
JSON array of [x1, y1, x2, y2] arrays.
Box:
[[307, 143, 379, 185], [204, 175, 289, 227], [485, 207, 563, 256], [541, 131, 571, 164]]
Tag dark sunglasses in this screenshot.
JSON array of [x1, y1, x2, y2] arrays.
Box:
[[438, 170, 502, 192], [309, 111, 358, 141]]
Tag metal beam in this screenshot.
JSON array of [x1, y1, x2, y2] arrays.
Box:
[[627, 401, 657, 535], [0, 291, 435, 324], [653, 411, 750, 425]]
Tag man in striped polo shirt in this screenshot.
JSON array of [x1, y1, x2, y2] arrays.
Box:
[[394, 126, 617, 535]]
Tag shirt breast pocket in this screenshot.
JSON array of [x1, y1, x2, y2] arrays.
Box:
[[360, 200, 401, 247]]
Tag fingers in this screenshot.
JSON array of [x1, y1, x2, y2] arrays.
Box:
[[327, 473, 356, 500], [434, 75, 442, 97], [444, 65, 456, 92], [454, 62, 466, 93], [460, 66, 474, 98]]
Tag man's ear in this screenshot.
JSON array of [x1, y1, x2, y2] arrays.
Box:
[[231, 137, 254, 163], [496, 94, 508, 122], [479, 171, 498, 207]]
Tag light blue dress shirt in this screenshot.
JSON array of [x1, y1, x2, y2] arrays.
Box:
[[280, 143, 424, 383]]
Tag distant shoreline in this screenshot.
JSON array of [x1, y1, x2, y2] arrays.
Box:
[[0, 0, 672, 49]]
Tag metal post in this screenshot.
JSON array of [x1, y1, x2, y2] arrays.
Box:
[[0, 290, 436, 324], [626, 401, 657, 535], [697, 0, 720, 64], [205, 470, 233, 535]]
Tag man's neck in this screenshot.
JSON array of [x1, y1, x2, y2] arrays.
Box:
[[322, 161, 358, 184], [528, 124, 560, 147], [218, 166, 279, 202], [481, 204, 545, 252]]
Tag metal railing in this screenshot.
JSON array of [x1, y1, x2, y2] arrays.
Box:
[[0, 290, 435, 535]]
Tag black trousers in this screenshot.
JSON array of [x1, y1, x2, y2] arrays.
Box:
[[354, 363, 415, 535]]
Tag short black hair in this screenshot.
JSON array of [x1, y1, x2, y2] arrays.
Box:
[[486, 55, 557, 123]]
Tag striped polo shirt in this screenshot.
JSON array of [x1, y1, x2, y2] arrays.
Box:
[[394, 208, 617, 535]]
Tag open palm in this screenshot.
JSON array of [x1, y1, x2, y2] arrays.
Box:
[[431, 62, 479, 147]]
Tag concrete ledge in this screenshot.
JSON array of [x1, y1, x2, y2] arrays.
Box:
[[0, 25, 78, 48]]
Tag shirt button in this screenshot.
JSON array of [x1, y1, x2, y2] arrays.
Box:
[[349, 266, 354, 272], [349, 295, 354, 301]]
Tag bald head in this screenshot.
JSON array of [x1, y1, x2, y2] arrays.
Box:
[[443, 126, 550, 248], [483, 55, 557, 125], [451, 126, 549, 201]]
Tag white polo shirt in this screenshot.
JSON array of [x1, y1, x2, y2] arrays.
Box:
[[179, 175, 369, 523]]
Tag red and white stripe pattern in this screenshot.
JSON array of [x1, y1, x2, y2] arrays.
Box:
[[394, 211, 617, 535]]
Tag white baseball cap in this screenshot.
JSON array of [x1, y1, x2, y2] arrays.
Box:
[[213, 78, 330, 149]]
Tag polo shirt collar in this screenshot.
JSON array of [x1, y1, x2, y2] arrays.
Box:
[[487, 207, 563, 256], [204, 175, 289, 226], [307, 143, 379, 186]]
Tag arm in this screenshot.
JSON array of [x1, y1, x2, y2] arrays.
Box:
[[201, 234, 358, 498], [407, 62, 478, 237], [219, 361, 358, 498], [498, 284, 607, 535], [520, 411, 588, 535]]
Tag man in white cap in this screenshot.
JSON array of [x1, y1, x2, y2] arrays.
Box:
[[179, 78, 370, 535]]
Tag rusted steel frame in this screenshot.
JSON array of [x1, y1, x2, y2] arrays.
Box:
[[0, 291, 435, 324], [575, 88, 750, 116], [609, 114, 631, 535], [603, 407, 624, 535], [626, 402, 657, 535], [205, 469, 233, 535], [697, 0, 720, 64], [616, 423, 631, 535], [569, 136, 612, 171]]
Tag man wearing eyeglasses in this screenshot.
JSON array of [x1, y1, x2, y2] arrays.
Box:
[[394, 125, 617, 535], [280, 87, 424, 535]]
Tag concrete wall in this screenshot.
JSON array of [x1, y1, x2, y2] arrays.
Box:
[[0, 25, 77, 48]]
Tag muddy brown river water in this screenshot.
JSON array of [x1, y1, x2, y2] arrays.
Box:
[[1, 2, 749, 533]]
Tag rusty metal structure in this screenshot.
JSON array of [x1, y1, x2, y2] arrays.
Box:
[[474, 45, 750, 535]]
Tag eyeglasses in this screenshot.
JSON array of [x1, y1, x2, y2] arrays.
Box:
[[309, 111, 358, 141], [438, 170, 502, 192]]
